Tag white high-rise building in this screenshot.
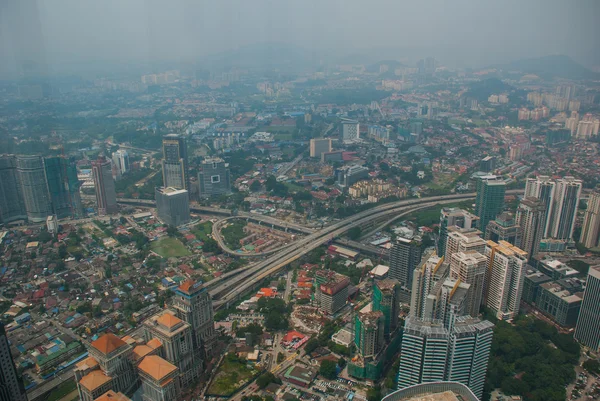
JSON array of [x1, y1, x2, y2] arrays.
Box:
[[484, 240, 527, 321], [112, 149, 130, 178], [524, 175, 555, 237], [516, 197, 546, 259], [548, 176, 582, 241], [445, 228, 486, 262], [449, 251, 488, 318], [580, 190, 600, 249], [574, 266, 600, 351], [341, 119, 360, 143]]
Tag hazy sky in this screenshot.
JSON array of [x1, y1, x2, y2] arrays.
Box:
[[1, 0, 599, 78]]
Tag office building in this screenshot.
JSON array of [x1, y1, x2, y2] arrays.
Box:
[[474, 175, 505, 233], [354, 305, 385, 359], [0, 322, 27, 401], [536, 281, 582, 327], [171, 280, 216, 357], [383, 382, 479, 401], [438, 208, 479, 257], [66, 158, 84, 218], [16, 155, 52, 223], [389, 237, 422, 301], [92, 155, 118, 215], [521, 268, 552, 304], [372, 279, 401, 339], [547, 176, 582, 241], [336, 165, 369, 188], [155, 187, 190, 227], [580, 189, 600, 249], [198, 157, 231, 197], [574, 266, 600, 351], [112, 150, 130, 178], [44, 156, 76, 219], [309, 138, 332, 158], [397, 316, 494, 400], [162, 134, 189, 190], [342, 119, 360, 143], [143, 310, 200, 388], [516, 197, 546, 259], [449, 251, 488, 318], [0, 155, 26, 224], [47, 215, 58, 234], [314, 270, 350, 315], [524, 175, 556, 237], [444, 228, 486, 262], [484, 241, 528, 320], [484, 212, 520, 247], [479, 156, 496, 173], [138, 355, 180, 401]]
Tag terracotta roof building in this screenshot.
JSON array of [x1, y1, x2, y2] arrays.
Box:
[[137, 355, 180, 401], [94, 390, 131, 401]]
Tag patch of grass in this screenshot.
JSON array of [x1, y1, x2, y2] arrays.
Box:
[[207, 355, 258, 396], [221, 221, 247, 250], [46, 379, 77, 401], [150, 237, 191, 258], [192, 221, 213, 241]]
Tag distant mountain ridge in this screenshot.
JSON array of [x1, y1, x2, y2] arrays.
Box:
[[492, 55, 599, 80]]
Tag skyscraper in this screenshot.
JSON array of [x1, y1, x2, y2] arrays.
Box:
[[162, 134, 189, 190], [91, 155, 118, 215], [112, 149, 130, 178], [474, 175, 505, 233], [580, 189, 600, 249], [516, 197, 546, 259], [389, 237, 422, 301], [16, 155, 52, 223], [0, 155, 26, 224], [0, 322, 27, 401], [198, 157, 231, 197], [438, 208, 479, 257], [397, 316, 494, 400], [547, 176, 582, 241], [354, 306, 385, 359], [484, 212, 520, 247], [574, 266, 600, 351], [44, 156, 75, 219], [155, 187, 190, 227], [309, 138, 332, 158], [484, 240, 528, 320], [449, 251, 488, 318], [410, 252, 446, 320], [341, 119, 360, 143], [372, 279, 401, 339], [445, 228, 486, 263], [524, 175, 556, 237]]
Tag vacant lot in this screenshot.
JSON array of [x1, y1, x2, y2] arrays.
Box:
[[150, 237, 190, 258], [206, 356, 257, 396], [192, 221, 213, 241]]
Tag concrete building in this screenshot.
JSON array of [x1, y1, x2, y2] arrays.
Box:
[[46, 215, 58, 234], [373, 279, 401, 339], [155, 187, 190, 227], [112, 149, 130, 178], [474, 175, 505, 233], [143, 310, 200, 388], [449, 251, 488, 318], [524, 175, 556, 237], [92, 156, 118, 215], [548, 176, 582, 241], [171, 280, 216, 358], [389, 236, 422, 297], [574, 266, 600, 351], [438, 208, 479, 257], [516, 197, 546, 259], [0, 155, 26, 224], [315, 270, 350, 315], [95, 391, 131, 401], [484, 212, 520, 248], [309, 138, 332, 158], [198, 157, 231, 197], [336, 164, 369, 188], [342, 119, 360, 143], [138, 355, 180, 401], [354, 305, 385, 359], [536, 281, 582, 327], [580, 189, 600, 249], [521, 268, 552, 305], [410, 252, 446, 320], [16, 155, 52, 222], [445, 228, 486, 263], [484, 241, 528, 320], [162, 134, 189, 191], [479, 156, 496, 173], [44, 156, 79, 219], [0, 322, 27, 401]]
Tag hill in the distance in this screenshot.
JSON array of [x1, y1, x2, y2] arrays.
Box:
[[493, 55, 599, 80]]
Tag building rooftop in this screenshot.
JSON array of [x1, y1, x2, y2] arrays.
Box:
[[79, 369, 112, 391], [138, 355, 178, 382], [90, 333, 126, 355], [75, 356, 98, 371], [376, 278, 399, 293], [177, 279, 203, 294], [95, 390, 131, 401], [158, 187, 188, 196], [146, 338, 162, 349], [133, 345, 154, 360], [156, 312, 183, 329]]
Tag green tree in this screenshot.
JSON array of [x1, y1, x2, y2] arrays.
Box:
[[304, 338, 319, 354], [250, 180, 261, 192], [319, 360, 337, 380], [347, 226, 361, 240]]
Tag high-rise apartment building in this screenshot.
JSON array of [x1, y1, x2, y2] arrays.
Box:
[[397, 316, 494, 400], [0, 155, 26, 224], [410, 252, 446, 320], [484, 240, 528, 320], [574, 266, 600, 351], [484, 212, 520, 247], [309, 138, 332, 158], [162, 134, 189, 190], [44, 156, 76, 219], [198, 157, 231, 197], [524, 175, 556, 237], [449, 251, 488, 318], [112, 150, 130, 178], [314, 270, 350, 315], [92, 155, 118, 215], [445, 228, 486, 263], [0, 322, 27, 401], [372, 279, 401, 339], [16, 155, 52, 222], [474, 175, 505, 233], [548, 176, 582, 241], [342, 119, 360, 143], [516, 197, 546, 259], [580, 189, 600, 249], [155, 187, 190, 227], [171, 280, 216, 358], [354, 306, 385, 359], [438, 208, 479, 257], [389, 237, 422, 301]]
